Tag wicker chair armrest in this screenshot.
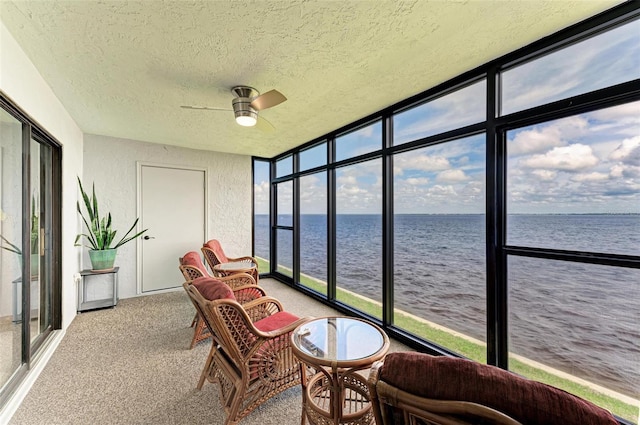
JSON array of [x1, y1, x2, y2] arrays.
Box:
[[367, 360, 384, 387], [218, 272, 257, 289], [242, 296, 284, 322], [226, 255, 258, 264], [233, 285, 267, 304]]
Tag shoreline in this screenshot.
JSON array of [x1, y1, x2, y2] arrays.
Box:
[[294, 269, 639, 408]]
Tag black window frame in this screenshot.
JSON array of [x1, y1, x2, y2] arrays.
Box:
[[253, 4, 640, 422]]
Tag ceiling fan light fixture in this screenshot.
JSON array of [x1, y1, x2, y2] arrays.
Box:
[[232, 94, 258, 127], [235, 114, 257, 127]]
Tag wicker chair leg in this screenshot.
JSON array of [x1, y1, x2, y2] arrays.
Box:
[[190, 316, 210, 349], [190, 312, 198, 328], [197, 343, 218, 390], [226, 387, 245, 425]]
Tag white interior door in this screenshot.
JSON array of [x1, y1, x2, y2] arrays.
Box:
[[139, 164, 206, 293]]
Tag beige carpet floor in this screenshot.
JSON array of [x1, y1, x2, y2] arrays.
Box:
[[9, 278, 409, 425]]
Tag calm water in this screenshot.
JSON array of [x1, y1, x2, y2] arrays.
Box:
[[255, 214, 639, 397]]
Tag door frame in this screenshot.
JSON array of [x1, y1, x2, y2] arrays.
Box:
[[135, 161, 208, 295]]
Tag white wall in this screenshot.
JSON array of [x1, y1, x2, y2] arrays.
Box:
[[0, 20, 84, 422], [83, 134, 253, 299], [0, 21, 84, 330]]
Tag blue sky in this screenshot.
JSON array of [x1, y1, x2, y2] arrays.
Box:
[[255, 19, 639, 215]]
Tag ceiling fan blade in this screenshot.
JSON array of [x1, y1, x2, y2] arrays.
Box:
[[180, 105, 230, 111], [250, 89, 287, 111], [256, 114, 275, 132]]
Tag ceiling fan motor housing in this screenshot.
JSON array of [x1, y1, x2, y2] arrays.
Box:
[[232, 86, 258, 125]]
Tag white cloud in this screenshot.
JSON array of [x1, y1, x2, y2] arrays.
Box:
[[509, 116, 588, 156], [436, 169, 467, 182], [253, 181, 270, 213], [571, 172, 609, 182], [428, 185, 457, 197], [337, 174, 358, 185], [589, 102, 640, 123], [405, 177, 430, 186], [352, 124, 375, 138], [610, 164, 640, 179], [521, 144, 598, 171], [337, 184, 367, 195], [455, 156, 470, 166], [253, 180, 269, 195], [609, 136, 640, 165], [531, 169, 557, 181], [396, 153, 450, 171]]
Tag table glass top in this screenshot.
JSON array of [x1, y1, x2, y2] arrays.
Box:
[[214, 261, 256, 271], [292, 317, 386, 361]]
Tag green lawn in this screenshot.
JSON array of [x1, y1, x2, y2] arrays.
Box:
[[257, 258, 638, 422]]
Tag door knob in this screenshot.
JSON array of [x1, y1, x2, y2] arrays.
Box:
[[143, 235, 155, 240]]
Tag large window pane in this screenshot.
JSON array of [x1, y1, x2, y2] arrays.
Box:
[[394, 135, 486, 360], [508, 257, 639, 422], [253, 160, 270, 272], [502, 19, 640, 115], [300, 172, 327, 295], [299, 142, 327, 172], [393, 80, 486, 145], [507, 101, 640, 255], [276, 155, 292, 178], [335, 121, 381, 162], [276, 181, 292, 227], [0, 109, 23, 391], [335, 159, 382, 318], [276, 229, 292, 277]]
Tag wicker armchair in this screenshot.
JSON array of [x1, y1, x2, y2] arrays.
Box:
[[184, 279, 311, 425], [180, 252, 261, 348], [201, 239, 259, 282], [180, 251, 258, 289], [368, 352, 619, 425]]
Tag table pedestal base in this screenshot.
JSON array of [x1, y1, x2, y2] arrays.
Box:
[[302, 366, 373, 425]]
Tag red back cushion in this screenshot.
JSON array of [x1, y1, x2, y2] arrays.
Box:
[[191, 277, 235, 301], [181, 251, 208, 273], [204, 239, 228, 263], [379, 352, 618, 425]]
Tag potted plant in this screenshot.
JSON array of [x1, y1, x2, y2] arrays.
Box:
[[74, 177, 148, 271]]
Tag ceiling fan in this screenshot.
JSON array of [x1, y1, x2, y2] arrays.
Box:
[[181, 86, 287, 129]]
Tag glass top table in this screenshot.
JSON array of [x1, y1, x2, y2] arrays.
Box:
[[292, 316, 388, 366], [291, 316, 390, 424], [213, 261, 256, 271]]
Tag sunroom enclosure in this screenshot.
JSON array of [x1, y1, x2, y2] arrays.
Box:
[[254, 4, 639, 423]]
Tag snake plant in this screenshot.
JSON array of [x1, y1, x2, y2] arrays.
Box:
[[74, 177, 147, 250]]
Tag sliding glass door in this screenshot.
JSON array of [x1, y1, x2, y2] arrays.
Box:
[[0, 98, 60, 405]]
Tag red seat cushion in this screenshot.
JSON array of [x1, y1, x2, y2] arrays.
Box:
[[254, 311, 299, 332], [191, 277, 235, 301], [380, 352, 618, 425]]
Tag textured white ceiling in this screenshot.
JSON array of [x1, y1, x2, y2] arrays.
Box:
[[0, 0, 620, 157]]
